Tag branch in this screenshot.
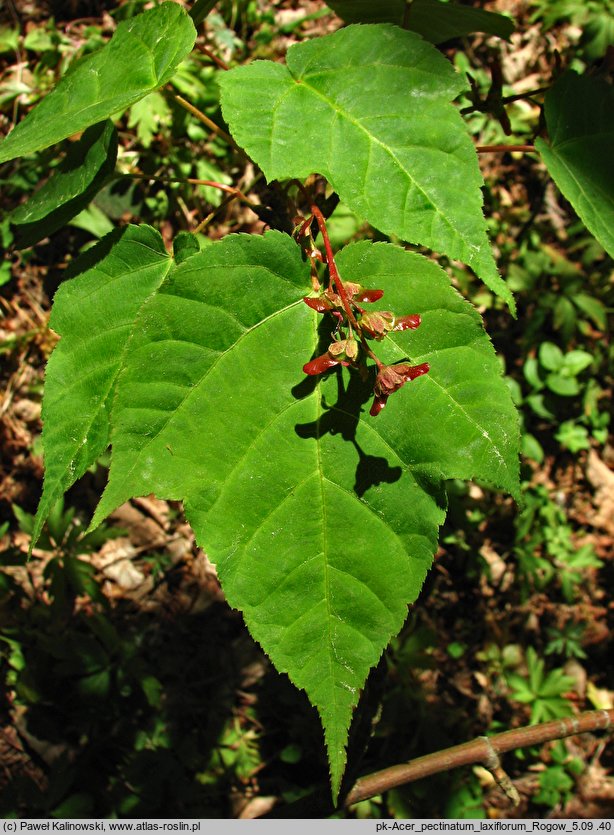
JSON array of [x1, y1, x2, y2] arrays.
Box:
[[171, 92, 240, 152], [460, 87, 547, 116], [191, 173, 264, 234], [476, 144, 536, 153], [196, 43, 229, 71], [124, 172, 249, 198], [344, 708, 614, 807]]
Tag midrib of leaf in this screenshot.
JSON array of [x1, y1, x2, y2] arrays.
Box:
[[297, 77, 462, 242], [45, 355, 120, 406], [134, 32, 159, 80], [325, 472, 411, 558], [315, 384, 339, 750], [231, 467, 348, 699], [313, 382, 427, 683], [93, 297, 305, 520], [548, 151, 611, 203], [20, 57, 157, 138], [203, 398, 306, 517]]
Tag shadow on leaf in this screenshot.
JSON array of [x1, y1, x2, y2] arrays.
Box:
[[292, 359, 402, 499]]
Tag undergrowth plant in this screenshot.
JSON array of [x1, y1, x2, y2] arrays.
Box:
[[1, 0, 612, 802]]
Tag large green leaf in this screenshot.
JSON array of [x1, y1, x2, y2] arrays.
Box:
[[11, 120, 117, 247], [219, 24, 515, 313], [536, 72, 614, 258], [0, 3, 196, 164], [35, 226, 518, 795], [326, 0, 514, 43]]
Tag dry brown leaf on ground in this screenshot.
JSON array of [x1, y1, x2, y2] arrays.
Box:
[[0, 724, 47, 793], [564, 759, 614, 819], [586, 451, 614, 535], [94, 537, 148, 594]]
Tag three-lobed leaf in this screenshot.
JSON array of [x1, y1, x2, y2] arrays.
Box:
[[536, 72, 614, 259], [0, 2, 195, 164], [219, 24, 515, 312], [38, 226, 519, 797], [326, 0, 514, 43]]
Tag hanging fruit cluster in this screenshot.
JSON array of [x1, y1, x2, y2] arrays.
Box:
[[298, 205, 429, 416]]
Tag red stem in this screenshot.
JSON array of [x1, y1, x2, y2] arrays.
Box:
[[310, 205, 354, 318], [197, 43, 230, 71], [310, 205, 382, 368], [186, 178, 237, 194], [476, 144, 536, 153]]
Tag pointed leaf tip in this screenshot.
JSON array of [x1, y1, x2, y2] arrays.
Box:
[[0, 3, 196, 163]]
